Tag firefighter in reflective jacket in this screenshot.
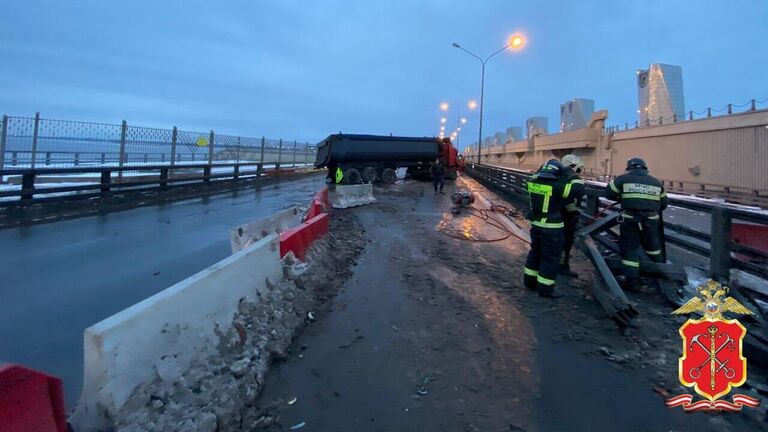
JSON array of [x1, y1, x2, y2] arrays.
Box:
[[523, 159, 572, 298], [605, 157, 668, 291], [559, 154, 585, 277]]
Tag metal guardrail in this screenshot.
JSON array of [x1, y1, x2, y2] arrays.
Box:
[[466, 163, 768, 280], [0, 162, 316, 207], [0, 113, 317, 172]]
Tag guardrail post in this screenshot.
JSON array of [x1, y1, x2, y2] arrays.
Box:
[[31, 112, 40, 169], [707, 108, 712, 118], [170, 126, 177, 167], [0, 115, 7, 182], [45, 152, 51, 165], [236, 136, 241, 164], [750, 99, 756, 111], [101, 152, 106, 164], [203, 166, 211, 183], [208, 130, 214, 165], [688, 111, 693, 120], [292, 140, 297, 167], [305, 142, 309, 165], [100, 170, 111, 193], [260, 137, 265, 165], [74, 152, 80, 166], [586, 194, 599, 216], [118, 120, 127, 182], [727, 103, 732, 114], [160, 168, 168, 189], [233, 164, 239, 180], [277, 138, 283, 170], [21, 173, 35, 200], [710, 206, 732, 283]]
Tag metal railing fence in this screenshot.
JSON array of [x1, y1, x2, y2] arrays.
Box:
[[465, 163, 768, 280], [0, 113, 316, 172]]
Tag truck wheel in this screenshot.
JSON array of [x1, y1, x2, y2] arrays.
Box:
[[381, 168, 397, 184], [343, 168, 362, 184], [362, 167, 378, 183]]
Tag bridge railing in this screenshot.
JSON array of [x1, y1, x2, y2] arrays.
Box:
[[466, 163, 768, 281], [0, 161, 317, 207], [0, 113, 317, 172]]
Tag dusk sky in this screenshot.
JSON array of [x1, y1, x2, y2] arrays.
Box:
[[1, 1, 766, 149]]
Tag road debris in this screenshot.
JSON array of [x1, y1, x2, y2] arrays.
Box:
[[338, 335, 364, 349]]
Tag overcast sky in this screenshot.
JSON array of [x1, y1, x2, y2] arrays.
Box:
[[1, 1, 766, 148]]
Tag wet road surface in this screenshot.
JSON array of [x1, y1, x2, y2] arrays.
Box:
[[0, 174, 325, 405], [256, 179, 746, 431]]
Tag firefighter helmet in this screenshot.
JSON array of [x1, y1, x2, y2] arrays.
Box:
[[626, 157, 648, 170], [561, 154, 584, 170]]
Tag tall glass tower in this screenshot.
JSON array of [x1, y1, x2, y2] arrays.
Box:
[[560, 98, 595, 132], [637, 63, 685, 126]]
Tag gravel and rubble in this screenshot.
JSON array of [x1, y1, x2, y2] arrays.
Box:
[[112, 212, 367, 432]]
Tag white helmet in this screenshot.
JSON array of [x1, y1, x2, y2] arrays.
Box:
[[561, 154, 584, 170]]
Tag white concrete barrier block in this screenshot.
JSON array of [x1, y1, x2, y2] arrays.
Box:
[[329, 184, 376, 209], [230, 206, 303, 254], [70, 234, 281, 431]]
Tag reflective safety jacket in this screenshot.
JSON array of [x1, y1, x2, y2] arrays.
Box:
[[526, 174, 572, 229], [563, 173, 585, 216], [335, 167, 343, 184], [606, 169, 668, 212]]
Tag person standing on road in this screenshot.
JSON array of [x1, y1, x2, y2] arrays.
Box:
[[559, 154, 586, 277], [605, 157, 668, 291], [523, 159, 572, 298], [431, 158, 445, 195]]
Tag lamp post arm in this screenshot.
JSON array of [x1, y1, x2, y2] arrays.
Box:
[[455, 45, 483, 65], [484, 43, 512, 63]]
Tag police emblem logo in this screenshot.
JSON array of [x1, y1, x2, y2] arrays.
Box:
[[666, 280, 761, 412]]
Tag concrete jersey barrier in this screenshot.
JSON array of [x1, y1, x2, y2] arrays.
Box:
[[70, 234, 282, 431], [230, 206, 303, 254]]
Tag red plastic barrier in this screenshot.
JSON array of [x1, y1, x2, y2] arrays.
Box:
[[304, 187, 330, 222], [0, 364, 67, 432], [280, 213, 330, 261], [732, 223, 768, 256]]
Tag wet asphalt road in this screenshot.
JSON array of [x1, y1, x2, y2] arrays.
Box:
[[0, 174, 325, 405], [257, 180, 729, 432]]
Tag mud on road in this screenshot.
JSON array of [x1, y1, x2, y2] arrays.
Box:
[[253, 178, 766, 432]]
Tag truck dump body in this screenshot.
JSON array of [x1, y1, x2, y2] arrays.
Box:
[[314, 134, 442, 169], [314, 134, 457, 183]]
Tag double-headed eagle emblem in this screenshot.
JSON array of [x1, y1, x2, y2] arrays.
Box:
[[665, 280, 760, 411], [672, 280, 753, 320]]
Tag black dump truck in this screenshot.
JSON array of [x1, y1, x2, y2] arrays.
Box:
[[313, 134, 459, 184]]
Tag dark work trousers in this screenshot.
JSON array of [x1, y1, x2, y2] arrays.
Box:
[[561, 212, 579, 268], [618, 212, 663, 284], [523, 226, 564, 294], [433, 176, 444, 193]]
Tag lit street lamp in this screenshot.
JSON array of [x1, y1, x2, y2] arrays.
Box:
[[453, 33, 526, 162], [453, 101, 476, 149]]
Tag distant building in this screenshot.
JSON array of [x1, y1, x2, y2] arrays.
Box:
[[526, 117, 548, 137], [494, 132, 506, 146], [506, 126, 523, 142], [637, 63, 685, 126], [483, 136, 494, 148], [560, 98, 595, 132]]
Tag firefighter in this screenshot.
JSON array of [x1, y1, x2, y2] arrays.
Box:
[[559, 154, 585, 277], [431, 158, 445, 194], [605, 157, 668, 291], [523, 159, 572, 298]]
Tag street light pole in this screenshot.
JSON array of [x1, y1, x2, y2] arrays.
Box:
[[453, 35, 524, 163]]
